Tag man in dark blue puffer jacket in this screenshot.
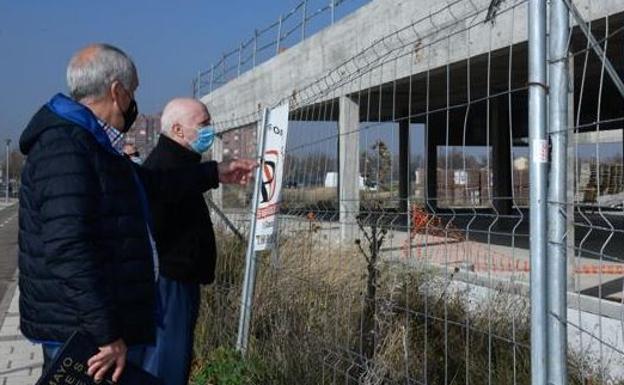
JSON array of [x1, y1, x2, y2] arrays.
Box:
[[17, 43, 256, 383]]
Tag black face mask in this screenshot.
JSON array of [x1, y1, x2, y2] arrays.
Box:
[[122, 98, 138, 133]]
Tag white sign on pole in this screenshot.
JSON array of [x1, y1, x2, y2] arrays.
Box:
[[253, 102, 289, 251]]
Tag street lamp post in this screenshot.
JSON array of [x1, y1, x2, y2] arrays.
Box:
[[5, 139, 11, 204]]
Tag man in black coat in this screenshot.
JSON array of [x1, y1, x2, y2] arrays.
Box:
[[142, 98, 224, 385], [17, 44, 256, 383]]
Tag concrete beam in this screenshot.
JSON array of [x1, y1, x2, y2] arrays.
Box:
[[575, 129, 623, 145], [201, 0, 623, 131], [339, 96, 360, 241]]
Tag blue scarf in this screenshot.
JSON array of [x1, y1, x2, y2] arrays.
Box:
[[46, 93, 120, 156]]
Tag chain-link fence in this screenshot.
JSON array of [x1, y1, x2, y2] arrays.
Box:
[[194, 0, 624, 384]]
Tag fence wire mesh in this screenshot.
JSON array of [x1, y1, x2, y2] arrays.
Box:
[[566, 4, 624, 384], [193, 0, 624, 384]]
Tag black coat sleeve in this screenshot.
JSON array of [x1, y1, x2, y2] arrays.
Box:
[[37, 135, 119, 346], [135, 160, 220, 202]]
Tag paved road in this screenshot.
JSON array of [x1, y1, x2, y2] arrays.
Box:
[[0, 202, 40, 385], [0, 203, 18, 304]]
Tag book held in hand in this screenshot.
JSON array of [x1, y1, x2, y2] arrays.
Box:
[[36, 331, 162, 385]]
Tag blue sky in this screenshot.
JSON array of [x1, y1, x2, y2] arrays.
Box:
[[0, 0, 362, 146], [1, 1, 619, 162]]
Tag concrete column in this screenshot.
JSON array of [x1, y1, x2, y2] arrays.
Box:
[[491, 98, 513, 215], [399, 119, 410, 215], [339, 96, 360, 241], [424, 122, 437, 211], [211, 135, 224, 208]]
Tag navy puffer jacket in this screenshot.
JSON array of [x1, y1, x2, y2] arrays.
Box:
[[18, 94, 219, 346]]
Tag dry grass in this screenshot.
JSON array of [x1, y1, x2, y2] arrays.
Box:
[[192, 224, 618, 385]]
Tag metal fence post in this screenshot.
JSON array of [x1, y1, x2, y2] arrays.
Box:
[[276, 15, 283, 54], [209, 64, 215, 93], [194, 71, 201, 98], [236, 109, 269, 354], [222, 54, 227, 83], [547, 0, 569, 383], [301, 0, 308, 41], [253, 29, 258, 67], [330, 0, 335, 24], [5, 139, 10, 203], [237, 43, 243, 77], [566, 56, 575, 294], [528, 0, 548, 384]]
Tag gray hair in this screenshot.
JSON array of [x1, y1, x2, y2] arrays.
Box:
[[66, 44, 138, 101], [160, 108, 179, 134], [161, 98, 208, 134]]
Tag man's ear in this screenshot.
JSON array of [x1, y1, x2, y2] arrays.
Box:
[[171, 123, 184, 139], [110, 81, 123, 105]]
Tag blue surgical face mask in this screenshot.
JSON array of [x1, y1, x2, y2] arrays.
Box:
[[189, 125, 215, 154]]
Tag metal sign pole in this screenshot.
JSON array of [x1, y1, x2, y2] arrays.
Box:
[[547, 0, 569, 383], [236, 108, 269, 354]]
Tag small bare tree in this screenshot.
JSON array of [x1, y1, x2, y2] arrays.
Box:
[[355, 203, 388, 361]]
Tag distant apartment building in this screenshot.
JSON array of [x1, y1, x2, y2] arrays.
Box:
[[221, 126, 256, 159], [124, 114, 161, 157]]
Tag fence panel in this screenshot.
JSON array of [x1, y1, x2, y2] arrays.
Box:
[[194, 0, 624, 384]]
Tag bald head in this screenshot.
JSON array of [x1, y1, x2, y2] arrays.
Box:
[[161, 98, 211, 149], [67, 44, 138, 101]]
